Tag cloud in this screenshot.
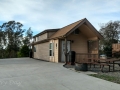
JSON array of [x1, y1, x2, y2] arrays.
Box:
[[0, 0, 120, 35]]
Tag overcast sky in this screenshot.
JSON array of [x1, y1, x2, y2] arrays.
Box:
[[0, 0, 120, 35]]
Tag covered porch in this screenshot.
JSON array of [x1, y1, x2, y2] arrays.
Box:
[[60, 22, 99, 64], [49, 18, 103, 64]]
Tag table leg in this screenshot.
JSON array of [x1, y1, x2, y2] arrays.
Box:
[[90, 64, 91, 68], [109, 65, 110, 72], [113, 61, 114, 71]]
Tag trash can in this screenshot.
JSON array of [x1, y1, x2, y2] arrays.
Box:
[[29, 51, 32, 58], [69, 51, 76, 65], [75, 63, 88, 71]]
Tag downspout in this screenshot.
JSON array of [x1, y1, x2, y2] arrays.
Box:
[[97, 39, 99, 58]]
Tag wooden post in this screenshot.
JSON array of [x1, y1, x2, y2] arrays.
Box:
[[65, 37, 68, 65], [97, 40, 99, 58]]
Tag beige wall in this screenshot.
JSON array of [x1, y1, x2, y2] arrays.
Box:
[[67, 33, 88, 53], [49, 39, 59, 63], [48, 32, 56, 38], [34, 42, 49, 61], [88, 37, 98, 40], [39, 33, 47, 41], [34, 32, 57, 42], [78, 24, 96, 38], [88, 40, 99, 54], [67, 33, 99, 62], [33, 33, 48, 42], [67, 30, 99, 54]]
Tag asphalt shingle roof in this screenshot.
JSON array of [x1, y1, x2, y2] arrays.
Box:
[[50, 18, 85, 39]]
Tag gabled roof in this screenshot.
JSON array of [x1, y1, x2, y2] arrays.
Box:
[[50, 18, 103, 39], [33, 29, 60, 38]]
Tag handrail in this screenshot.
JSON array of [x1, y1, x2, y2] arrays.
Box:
[[75, 53, 98, 63]]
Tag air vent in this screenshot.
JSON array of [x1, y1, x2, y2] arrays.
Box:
[[74, 29, 79, 34]]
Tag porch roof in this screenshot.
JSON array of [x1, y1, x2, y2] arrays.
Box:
[[50, 18, 103, 39]]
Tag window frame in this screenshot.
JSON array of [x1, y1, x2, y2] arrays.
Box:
[[34, 46, 36, 52], [49, 43, 54, 56]]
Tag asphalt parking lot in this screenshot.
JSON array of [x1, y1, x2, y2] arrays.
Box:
[[0, 58, 120, 90]]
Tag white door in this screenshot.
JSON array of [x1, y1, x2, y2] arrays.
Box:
[[61, 41, 70, 62]]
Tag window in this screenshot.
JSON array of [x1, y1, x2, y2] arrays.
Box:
[[49, 43, 54, 56], [34, 47, 36, 52], [74, 29, 79, 34]]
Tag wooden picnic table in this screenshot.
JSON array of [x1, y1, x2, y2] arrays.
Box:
[[76, 58, 109, 71], [104, 59, 120, 71], [76, 58, 120, 71], [92, 58, 120, 71], [76, 58, 120, 72]]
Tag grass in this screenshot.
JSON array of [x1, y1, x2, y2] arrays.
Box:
[[90, 74, 120, 84]]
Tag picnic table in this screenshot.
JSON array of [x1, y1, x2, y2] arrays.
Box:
[[76, 58, 120, 72], [94, 58, 120, 71]]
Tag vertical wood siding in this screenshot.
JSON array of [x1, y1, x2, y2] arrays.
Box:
[[67, 33, 88, 53], [48, 32, 56, 38], [34, 42, 49, 61], [49, 39, 59, 63], [39, 33, 47, 41], [112, 44, 120, 52]]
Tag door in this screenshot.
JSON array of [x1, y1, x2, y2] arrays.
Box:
[[61, 41, 70, 62]]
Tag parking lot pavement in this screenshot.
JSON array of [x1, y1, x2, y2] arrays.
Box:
[[0, 58, 120, 90]]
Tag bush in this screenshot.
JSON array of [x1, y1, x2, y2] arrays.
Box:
[[18, 45, 30, 57], [103, 45, 112, 57], [17, 51, 22, 57]]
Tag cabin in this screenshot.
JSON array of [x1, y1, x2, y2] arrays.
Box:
[[32, 18, 103, 63]]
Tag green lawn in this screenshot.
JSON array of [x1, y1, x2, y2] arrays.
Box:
[[90, 74, 120, 84]]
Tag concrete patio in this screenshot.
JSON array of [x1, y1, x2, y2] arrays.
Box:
[[0, 58, 120, 90]]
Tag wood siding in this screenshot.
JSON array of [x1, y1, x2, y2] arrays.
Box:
[[33, 33, 48, 42], [34, 32, 57, 42], [49, 39, 59, 63], [34, 42, 49, 61], [67, 33, 88, 53], [67, 33, 99, 62], [78, 24, 96, 38], [54, 39, 59, 63], [39, 33, 47, 41], [48, 32, 56, 38], [88, 40, 99, 54], [112, 44, 120, 52]]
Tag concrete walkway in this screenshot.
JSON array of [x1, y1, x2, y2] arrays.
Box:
[[0, 58, 119, 90]]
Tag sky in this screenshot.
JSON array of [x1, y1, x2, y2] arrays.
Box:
[[0, 0, 120, 36]]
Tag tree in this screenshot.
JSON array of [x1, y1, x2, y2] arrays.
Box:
[[99, 21, 120, 57], [0, 21, 25, 58], [0, 26, 7, 58], [23, 27, 33, 46], [19, 45, 30, 57], [0, 20, 33, 58]]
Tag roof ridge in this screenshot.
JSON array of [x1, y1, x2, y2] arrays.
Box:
[[49, 18, 86, 39], [60, 18, 85, 30]]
